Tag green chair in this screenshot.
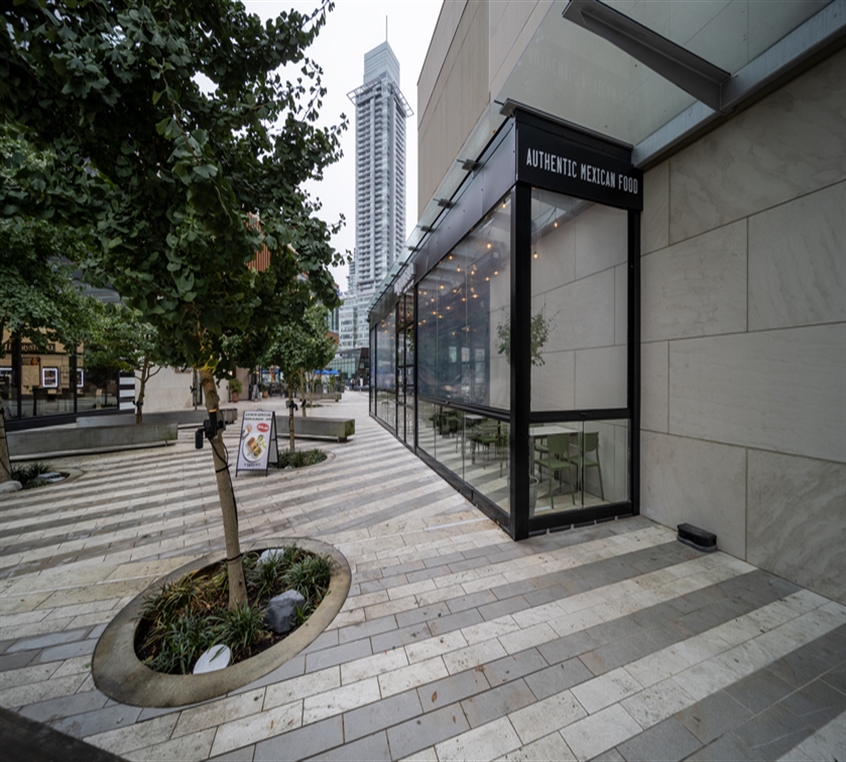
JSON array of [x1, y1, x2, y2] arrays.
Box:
[[533, 433, 575, 509], [565, 432, 604, 502], [471, 423, 498, 463]]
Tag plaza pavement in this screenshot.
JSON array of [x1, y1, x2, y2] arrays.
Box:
[[0, 392, 844, 761]]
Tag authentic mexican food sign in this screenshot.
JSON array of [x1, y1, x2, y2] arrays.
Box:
[[516, 122, 643, 211]]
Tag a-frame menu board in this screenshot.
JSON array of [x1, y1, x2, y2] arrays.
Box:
[[235, 410, 279, 476]]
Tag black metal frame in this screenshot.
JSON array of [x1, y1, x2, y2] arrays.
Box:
[[370, 107, 642, 540]]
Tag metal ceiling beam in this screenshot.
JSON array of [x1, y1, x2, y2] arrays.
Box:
[[561, 0, 732, 113]]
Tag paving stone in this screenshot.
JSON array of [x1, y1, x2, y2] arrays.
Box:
[[50, 703, 145, 739], [725, 667, 795, 714], [206, 745, 256, 762], [307, 730, 390, 761], [386, 704, 470, 759], [580, 637, 650, 676], [523, 658, 592, 701], [538, 630, 600, 666], [303, 629, 340, 652], [483, 648, 547, 687], [19, 688, 109, 723], [253, 715, 343, 762], [780, 677, 846, 729], [305, 638, 372, 672], [427, 607, 484, 637], [445, 590, 498, 614], [337, 615, 397, 645], [674, 690, 754, 744], [616, 716, 701, 762], [395, 602, 452, 628], [35, 638, 98, 664], [731, 703, 814, 757], [461, 678, 536, 728], [820, 662, 846, 694], [477, 595, 530, 622], [232, 654, 305, 694], [768, 639, 843, 689], [416, 668, 490, 712], [371, 623, 430, 653], [6, 627, 91, 654], [0, 649, 38, 671], [343, 690, 422, 742]]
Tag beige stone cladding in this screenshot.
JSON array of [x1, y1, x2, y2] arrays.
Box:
[[640, 49, 846, 603]]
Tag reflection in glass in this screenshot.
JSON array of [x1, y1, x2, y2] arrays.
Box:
[[530, 189, 628, 412], [418, 195, 511, 410]]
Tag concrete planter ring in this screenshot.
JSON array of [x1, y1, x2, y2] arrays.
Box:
[[92, 537, 350, 707]]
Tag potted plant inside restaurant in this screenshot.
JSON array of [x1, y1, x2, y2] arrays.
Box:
[[229, 378, 243, 403], [259, 383, 269, 398], [496, 309, 555, 367]]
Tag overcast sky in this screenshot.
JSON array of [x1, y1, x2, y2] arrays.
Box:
[[242, 0, 444, 289]]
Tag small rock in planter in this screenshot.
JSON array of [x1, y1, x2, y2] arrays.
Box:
[[193, 644, 231, 674], [258, 548, 286, 564], [264, 590, 306, 634], [0, 481, 22, 494]]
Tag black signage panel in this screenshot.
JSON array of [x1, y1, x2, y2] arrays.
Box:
[[516, 123, 643, 211]]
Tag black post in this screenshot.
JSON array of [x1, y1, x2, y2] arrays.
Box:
[[511, 184, 533, 540], [628, 210, 641, 516]]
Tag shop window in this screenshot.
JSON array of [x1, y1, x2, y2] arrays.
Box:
[[530, 189, 628, 412]]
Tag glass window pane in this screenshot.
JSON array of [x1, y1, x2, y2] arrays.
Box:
[[530, 418, 628, 515], [464, 415, 510, 514], [530, 189, 627, 412], [417, 194, 512, 410]]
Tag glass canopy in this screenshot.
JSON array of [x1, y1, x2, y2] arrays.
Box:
[[497, 0, 830, 147]]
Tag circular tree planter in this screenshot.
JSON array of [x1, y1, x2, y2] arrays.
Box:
[[92, 537, 350, 707]]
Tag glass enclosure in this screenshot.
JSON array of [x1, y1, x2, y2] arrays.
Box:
[[369, 110, 641, 539]]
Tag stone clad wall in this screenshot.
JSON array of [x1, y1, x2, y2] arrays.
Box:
[[639, 50, 846, 603]]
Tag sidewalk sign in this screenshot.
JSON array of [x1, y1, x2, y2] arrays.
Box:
[[235, 410, 278, 476]]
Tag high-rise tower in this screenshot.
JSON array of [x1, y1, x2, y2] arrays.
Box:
[[340, 41, 412, 351]]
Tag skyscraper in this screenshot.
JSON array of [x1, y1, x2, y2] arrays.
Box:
[[339, 41, 412, 352]]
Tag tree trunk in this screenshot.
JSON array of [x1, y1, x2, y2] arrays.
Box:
[[299, 369, 307, 417], [199, 368, 248, 609], [287, 390, 296, 453], [0, 411, 11, 485], [135, 358, 149, 424]]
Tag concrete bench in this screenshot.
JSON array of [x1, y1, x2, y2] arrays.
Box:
[[8, 423, 178, 460], [291, 417, 355, 442], [77, 411, 210, 428]]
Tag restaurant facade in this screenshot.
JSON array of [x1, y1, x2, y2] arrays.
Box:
[[368, 0, 845, 604]]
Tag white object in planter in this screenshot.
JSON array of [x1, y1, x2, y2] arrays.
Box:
[[193, 644, 231, 674]]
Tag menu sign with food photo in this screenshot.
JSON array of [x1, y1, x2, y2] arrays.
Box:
[[235, 410, 278, 475]]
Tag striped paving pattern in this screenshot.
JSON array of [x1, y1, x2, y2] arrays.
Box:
[[0, 393, 843, 761]]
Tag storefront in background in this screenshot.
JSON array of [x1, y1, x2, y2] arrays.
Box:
[[1, 332, 125, 430]]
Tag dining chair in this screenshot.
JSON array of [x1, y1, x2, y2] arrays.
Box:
[[533, 433, 575, 509], [565, 432, 604, 502]]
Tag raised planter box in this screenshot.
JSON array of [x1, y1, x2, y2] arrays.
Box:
[[77, 411, 204, 428], [8, 423, 178, 460], [292, 417, 355, 442]]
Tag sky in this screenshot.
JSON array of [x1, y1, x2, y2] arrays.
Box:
[[242, 0, 444, 289]]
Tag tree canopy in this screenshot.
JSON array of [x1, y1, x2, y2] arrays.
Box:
[[1, 0, 347, 605], [1, 0, 346, 377]]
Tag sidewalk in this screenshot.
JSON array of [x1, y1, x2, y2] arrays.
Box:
[[1, 392, 843, 761]]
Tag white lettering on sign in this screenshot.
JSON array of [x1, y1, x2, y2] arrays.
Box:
[[525, 146, 638, 196]]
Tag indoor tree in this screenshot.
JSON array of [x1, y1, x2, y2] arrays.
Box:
[[1, 0, 346, 606]]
